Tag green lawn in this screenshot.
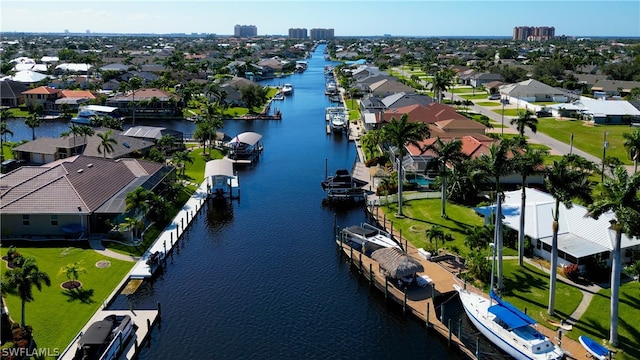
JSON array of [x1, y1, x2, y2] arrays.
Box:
[[475, 101, 501, 107], [380, 198, 517, 258], [536, 118, 633, 165], [500, 260, 583, 328], [460, 93, 491, 100], [449, 87, 478, 94], [492, 108, 524, 117], [569, 282, 640, 360], [1, 244, 133, 352]]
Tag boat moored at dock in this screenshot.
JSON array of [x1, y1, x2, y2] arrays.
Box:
[[281, 83, 293, 95], [71, 314, 134, 360], [321, 168, 367, 199], [340, 223, 401, 253]]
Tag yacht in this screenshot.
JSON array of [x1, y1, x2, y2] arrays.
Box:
[[340, 223, 401, 252], [453, 285, 564, 360], [321, 169, 367, 198], [281, 83, 293, 95]]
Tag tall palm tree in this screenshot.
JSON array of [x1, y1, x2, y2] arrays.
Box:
[[78, 125, 95, 149], [430, 69, 455, 103], [586, 166, 640, 346], [172, 150, 194, 177], [199, 101, 224, 154], [381, 113, 430, 217], [128, 75, 143, 127], [475, 139, 514, 289], [3, 257, 51, 326], [97, 129, 118, 158], [0, 121, 14, 162], [67, 124, 83, 150], [25, 113, 41, 141], [545, 154, 594, 315], [511, 143, 548, 266], [510, 110, 538, 140], [623, 128, 640, 173], [123, 216, 144, 242], [425, 137, 468, 218]]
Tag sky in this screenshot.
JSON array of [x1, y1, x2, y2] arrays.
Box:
[[1, 0, 639, 37]]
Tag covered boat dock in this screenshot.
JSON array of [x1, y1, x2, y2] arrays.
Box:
[[226, 132, 263, 164], [205, 158, 239, 199]]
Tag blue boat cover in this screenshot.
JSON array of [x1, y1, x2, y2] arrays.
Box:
[[579, 335, 609, 357], [488, 290, 537, 330]]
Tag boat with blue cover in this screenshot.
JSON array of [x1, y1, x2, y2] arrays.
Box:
[[578, 335, 610, 360]]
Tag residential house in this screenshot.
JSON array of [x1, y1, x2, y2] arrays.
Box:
[[478, 188, 639, 271], [548, 97, 640, 124], [105, 88, 179, 118], [470, 73, 504, 88], [591, 79, 640, 97], [22, 86, 60, 111], [368, 78, 415, 97], [55, 90, 97, 111], [13, 127, 154, 164], [500, 78, 569, 103], [121, 126, 185, 153], [0, 80, 29, 107], [0, 155, 173, 238]]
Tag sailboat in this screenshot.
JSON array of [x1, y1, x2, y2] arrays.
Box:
[[453, 193, 564, 360]]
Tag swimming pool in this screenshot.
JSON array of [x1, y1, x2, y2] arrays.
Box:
[[406, 174, 434, 186]]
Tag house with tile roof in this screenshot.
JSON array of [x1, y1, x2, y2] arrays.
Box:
[[22, 86, 60, 111], [105, 88, 179, 118], [500, 78, 569, 103], [13, 128, 155, 164], [0, 155, 173, 238], [368, 78, 415, 97]]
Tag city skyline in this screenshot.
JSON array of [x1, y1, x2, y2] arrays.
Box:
[[1, 0, 639, 37]]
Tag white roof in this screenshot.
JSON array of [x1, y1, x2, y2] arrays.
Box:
[[55, 63, 92, 72], [364, 112, 377, 124], [10, 56, 35, 64], [499, 79, 564, 96], [11, 70, 48, 83], [227, 132, 262, 146], [204, 158, 235, 178], [496, 188, 637, 258], [550, 97, 640, 117], [40, 56, 59, 63]]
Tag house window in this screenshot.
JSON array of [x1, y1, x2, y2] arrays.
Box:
[[542, 242, 551, 252], [22, 214, 30, 226], [51, 215, 58, 226]]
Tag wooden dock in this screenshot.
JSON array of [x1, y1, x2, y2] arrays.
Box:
[[364, 207, 591, 360]]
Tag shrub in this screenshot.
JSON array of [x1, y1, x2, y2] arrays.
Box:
[[563, 263, 580, 281]]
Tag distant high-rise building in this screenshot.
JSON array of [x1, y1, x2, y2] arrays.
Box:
[[234, 24, 257, 37], [513, 26, 555, 41], [309, 28, 334, 41], [288, 28, 308, 39]]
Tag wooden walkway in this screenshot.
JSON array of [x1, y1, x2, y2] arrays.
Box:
[[365, 207, 591, 360]]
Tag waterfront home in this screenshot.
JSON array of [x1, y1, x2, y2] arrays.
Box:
[[477, 187, 640, 272], [105, 88, 179, 118], [13, 128, 154, 163], [0, 80, 29, 107], [0, 155, 173, 238], [22, 86, 60, 111]]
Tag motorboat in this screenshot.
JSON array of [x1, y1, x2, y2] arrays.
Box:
[[325, 106, 347, 122], [325, 80, 338, 95], [281, 83, 293, 95], [578, 335, 610, 360], [329, 113, 347, 132], [273, 92, 285, 101], [340, 223, 401, 251], [72, 314, 135, 360], [321, 169, 367, 191], [453, 285, 564, 359]]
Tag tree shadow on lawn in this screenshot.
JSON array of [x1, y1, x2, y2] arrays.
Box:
[[62, 288, 95, 304], [401, 215, 474, 236]]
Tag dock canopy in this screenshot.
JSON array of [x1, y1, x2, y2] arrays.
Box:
[[205, 158, 235, 178], [371, 247, 424, 279], [227, 132, 262, 147]]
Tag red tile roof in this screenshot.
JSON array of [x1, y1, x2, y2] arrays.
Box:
[[59, 90, 96, 99], [22, 86, 60, 95]]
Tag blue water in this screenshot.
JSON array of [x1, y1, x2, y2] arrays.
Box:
[[8, 45, 500, 359]]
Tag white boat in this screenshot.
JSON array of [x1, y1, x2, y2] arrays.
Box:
[[71, 314, 135, 360], [578, 335, 610, 360], [281, 83, 293, 95], [340, 223, 401, 251], [454, 190, 564, 359], [325, 80, 337, 95], [330, 114, 347, 132]]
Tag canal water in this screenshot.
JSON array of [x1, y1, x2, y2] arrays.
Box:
[[6, 45, 503, 359]]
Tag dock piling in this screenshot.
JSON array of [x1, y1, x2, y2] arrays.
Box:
[[475, 337, 480, 359], [441, 302, 445, 323], [448, 319, 452, 347], [369, 263, 373, 287], [384, 277, 388, 301], [458, 319, 462, 339], [403, 290, 407, 314], [426, 303, 430, 328]]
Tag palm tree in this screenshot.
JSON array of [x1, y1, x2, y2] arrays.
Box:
[[430, 69, 455, 103], [25, 113, 41, 141], [381, 113, 430, 217], [510, 110, 538, 141], [172, 150, 194, 177], [511, 143, 547, 266], [545, 154, 595, 315], [78, 125, 95, 148], [586, 166, 640, 346], [475, 139, 514, 289], [157, 134, 175, 157], [3, 257, 51, 326], [198, 101, 224, 155], [623, 128, 640, 173], [127, 76, 143, 127], [425, 225, 444, 253], [424, 137, 467, 218], [125, 187, 154, 218], [58, 261, 86, 290], [0, 121, 14, 162], [67, 124, 83, 150], [123, 216, 144, 242], [97, 129, 118, 158]]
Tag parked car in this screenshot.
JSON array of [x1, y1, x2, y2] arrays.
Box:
[[488, 94, 501, 100], [536, 110, 552, 118]]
